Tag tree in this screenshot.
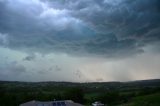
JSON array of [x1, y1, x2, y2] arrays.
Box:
[[98, 91, 120, 105], [63, 87, 84, 103]]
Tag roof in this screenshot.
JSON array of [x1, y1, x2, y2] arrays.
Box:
[[19, 100, 84, 106]]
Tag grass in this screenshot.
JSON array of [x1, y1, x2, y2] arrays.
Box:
[[120, 93, 160, 106]]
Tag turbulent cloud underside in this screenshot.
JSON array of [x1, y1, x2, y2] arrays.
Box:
[[0, 0, 160, 82], [0, 0, 159, 57]]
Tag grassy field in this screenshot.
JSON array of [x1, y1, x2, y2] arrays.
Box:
[[120, 93, 160, 106], [0, 80, 160, 106]]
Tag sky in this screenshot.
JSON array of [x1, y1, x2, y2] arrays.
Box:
[[0, 0, 160, 82]]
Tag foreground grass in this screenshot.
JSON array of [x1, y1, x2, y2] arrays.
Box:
[[120, 93, 160, 106]]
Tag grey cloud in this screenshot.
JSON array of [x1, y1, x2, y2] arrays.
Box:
[[0, 0, 160, 58], [0, 33, 9, 46], [23, 53, 36, 61], [48, 67, 53, 71], [0, 62, 26, 80], [10, 64, 26, 73], [38, 70, 47, 74], [96, 78, 104, 82], [74, 70, 81, 78], [72, 0, 160, 38], [54, 65, 61, 72]]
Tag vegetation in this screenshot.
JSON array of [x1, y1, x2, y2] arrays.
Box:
[[120, 93, 160, 106], [0, 79, 160, 106]]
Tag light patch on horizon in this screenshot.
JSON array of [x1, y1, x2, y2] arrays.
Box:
[[0, 46, 160, 82]]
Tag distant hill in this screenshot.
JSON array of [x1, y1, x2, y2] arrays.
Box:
[[0, 79, 160, 91]]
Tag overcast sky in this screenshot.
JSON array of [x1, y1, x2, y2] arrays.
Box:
[[0, 0, 160, 82]]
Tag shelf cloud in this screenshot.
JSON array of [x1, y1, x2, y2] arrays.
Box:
[[0, 0, 160, 82]]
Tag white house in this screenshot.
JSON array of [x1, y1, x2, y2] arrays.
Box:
[[92, 101, 105, 106], [19, 100, 84, 106]]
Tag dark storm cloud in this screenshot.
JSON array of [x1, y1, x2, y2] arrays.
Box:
[[71, 0, 160, 39], [0, 0, 160, 57]]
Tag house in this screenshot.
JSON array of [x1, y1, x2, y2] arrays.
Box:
[[19, 100, 84, 106], [92, 101, 105, 106]]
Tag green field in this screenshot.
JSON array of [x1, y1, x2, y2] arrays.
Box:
[[0, 79, 160, 106], [120, 93, 160, 106]]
